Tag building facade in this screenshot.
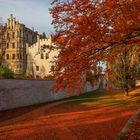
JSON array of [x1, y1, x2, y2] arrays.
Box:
[[26, 35, 58, 78], [0, 15, 58, 78], [0, 26, 6, 65], [0, 14, 38, 74]]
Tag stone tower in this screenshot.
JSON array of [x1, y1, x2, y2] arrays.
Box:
[[0, 15, 38, 74]]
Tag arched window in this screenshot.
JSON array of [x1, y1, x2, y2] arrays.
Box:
[[7, 43, 9, 49], [12, 54, 15, 59], [6, 54, 9, 59]]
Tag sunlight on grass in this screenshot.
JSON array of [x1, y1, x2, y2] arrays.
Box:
[[63, 88, 140, 108]]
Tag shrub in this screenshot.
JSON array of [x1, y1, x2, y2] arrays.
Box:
[[0, 65, 14, 79]]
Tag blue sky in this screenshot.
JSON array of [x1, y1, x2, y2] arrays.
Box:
[[0, 0, 54, 34]]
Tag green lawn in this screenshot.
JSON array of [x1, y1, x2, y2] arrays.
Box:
[[68, 90, 107, 100], [63, 88, 140, 108]]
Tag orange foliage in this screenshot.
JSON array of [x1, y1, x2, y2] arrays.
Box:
[[50, 0, 140, 91]]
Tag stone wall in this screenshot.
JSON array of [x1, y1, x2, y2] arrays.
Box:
[[0, 79, 99, 111]]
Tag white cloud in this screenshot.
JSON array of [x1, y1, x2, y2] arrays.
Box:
[[0, 0, 54, 34]]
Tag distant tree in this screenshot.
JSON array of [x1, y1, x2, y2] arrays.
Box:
[[108, 46, 140, 96], [0, 65, 14, 79]]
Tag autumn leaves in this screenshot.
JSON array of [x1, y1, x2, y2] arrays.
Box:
[[50, 0, 140, 91]]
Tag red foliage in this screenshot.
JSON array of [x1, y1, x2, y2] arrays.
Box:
[[50, 0, 140, 91]]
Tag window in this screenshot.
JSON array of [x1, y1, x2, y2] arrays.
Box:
[[17, 64, 22, 69], [12, 43, 15, 48], [7, 33, 9, 39], [12, 54, 15, 59], [20, 31, 23, 37], [6, 54, 9, 59], [20, 64, 22, 69], [0, 34, 3, 40], [17, 31, 20, 37], [20, 54, 22, 59], [20, 42, 23, 48], [7, 43, 9, 49], [17, 42, 19, 48], [36, 66, 39, 71], [17, 54, 19, 59], [46, 53, 49, 59], [41, 53, 44, 59], [12, 32, 15, 38], [32, 36, 34, 42], [26, 34, 28, 39]]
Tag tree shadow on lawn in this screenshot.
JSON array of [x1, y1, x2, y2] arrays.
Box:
[[65, 91, 139, 106], [0, 103, 50, 123], [67, 90, 108, 100], [43, 87, 140, 117], [0, 90, 105, 123], [51, 89, 140, 115], [0, 110, 133, 140], [60, 99, 137, 110], [0, 88, 139, 124]]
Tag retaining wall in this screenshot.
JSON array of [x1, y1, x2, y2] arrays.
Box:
[[0, 79, 98, 111]]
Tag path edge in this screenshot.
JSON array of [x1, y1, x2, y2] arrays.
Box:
[[116, 109, 140, 140]]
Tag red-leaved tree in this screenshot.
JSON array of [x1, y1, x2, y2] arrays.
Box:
[[50, 0, 140, 92]]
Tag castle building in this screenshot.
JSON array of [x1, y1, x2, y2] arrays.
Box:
[[0, 25, 6, 65], [26, 35, 58, 78], [0, 15, 58, 78], [0, 14, 38, 74]]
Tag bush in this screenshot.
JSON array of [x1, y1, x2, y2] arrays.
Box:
[[0, 65, 14, 79], [14, 73, 33, 79]]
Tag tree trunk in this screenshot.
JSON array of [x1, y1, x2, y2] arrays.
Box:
[[124, 81, 129, 96], [125, 88, 129, 96]]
